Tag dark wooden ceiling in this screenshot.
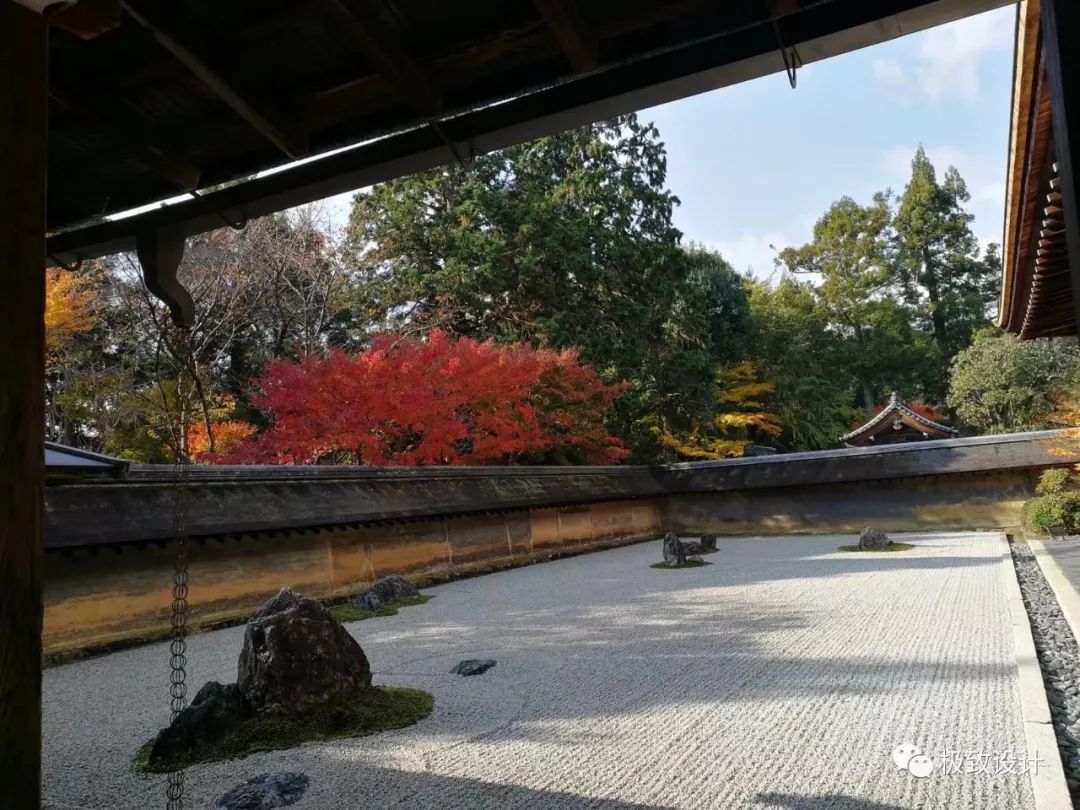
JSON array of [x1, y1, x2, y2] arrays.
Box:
[[45, 0, 1008, 260]]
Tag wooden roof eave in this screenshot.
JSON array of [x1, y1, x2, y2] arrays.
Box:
[[999, 0, 1043, 330]]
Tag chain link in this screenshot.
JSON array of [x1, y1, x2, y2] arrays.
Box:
[[165, 327, 193, 810]]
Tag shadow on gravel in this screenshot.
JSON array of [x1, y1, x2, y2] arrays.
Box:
[[754, 793, 909, 809], [308, 765, 677, 809], [718, 554, 996, 587]]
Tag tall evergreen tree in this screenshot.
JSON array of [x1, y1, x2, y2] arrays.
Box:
[[777, 195, 928, 416], [893, 147, 999, 396]]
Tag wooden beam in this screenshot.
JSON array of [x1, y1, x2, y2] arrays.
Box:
[[50, 85, 200, 191], [0, 5, 47, 808], [1043, 0, 1080, 339], [50, 0, 122, 39], [122, 2, 306, 159], [534, 0, 598, 72], [319, 0, 440, 115]]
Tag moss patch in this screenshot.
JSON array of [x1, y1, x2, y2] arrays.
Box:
[[133, 686, 433, 773], [650, 559, 713, 569], [328, 595, 432, 623], [837, 543, 916, 553]]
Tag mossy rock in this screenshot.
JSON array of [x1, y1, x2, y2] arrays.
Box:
[[328, 595, 432, 623], [133, 686, 433, 773], [837, 543, 916, 553], [650, 559, 712, 569]]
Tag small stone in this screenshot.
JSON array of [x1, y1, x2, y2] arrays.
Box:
[[451, 659, 496, 677], [355, 575, 420, 612], [148, 681, 248, 768], [213, 772, 309, 810], [857, 527, 890, 549], [662, 532, 686, 566], [699, 534, 718, 552], [355, 591, 384, 612]]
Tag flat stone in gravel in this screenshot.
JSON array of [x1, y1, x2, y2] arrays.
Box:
[[213, 771, 309, 809], [450, 659, 496, 676], [42, 532, 1036, 809]]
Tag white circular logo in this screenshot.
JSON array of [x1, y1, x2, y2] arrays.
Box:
[[908, 754, 934, 778], [893, 743, 921, 770]]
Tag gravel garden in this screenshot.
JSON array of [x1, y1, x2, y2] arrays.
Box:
[[40, 531, 1053, 809]]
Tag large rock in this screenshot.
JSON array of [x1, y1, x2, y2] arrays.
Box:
[[354, 575, 421, 612], [213, 772, 309, 810], [662, 532, 686, 566], [148, 681, 248, 766], [858, 527, 891, 549], [238, 588, 372, 715]]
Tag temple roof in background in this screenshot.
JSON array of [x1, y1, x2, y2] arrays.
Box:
[[840, 393, 958, 447]]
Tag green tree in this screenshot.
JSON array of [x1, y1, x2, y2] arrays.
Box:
[[893, 147, 999, 391], [777, 195, 928, 416], [746, 278, 861, 450], [947, 328, 1080, 433]]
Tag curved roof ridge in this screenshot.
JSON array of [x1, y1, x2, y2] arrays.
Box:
[[840, 393, 957, 445]]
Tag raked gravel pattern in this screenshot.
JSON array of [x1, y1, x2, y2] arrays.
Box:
[[43, 532, 1034, 810]]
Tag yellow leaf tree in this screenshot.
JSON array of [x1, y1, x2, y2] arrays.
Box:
[[44, 268, 94, 354], [657, 361, 783, 459], [1044, 394, 1080, 465]]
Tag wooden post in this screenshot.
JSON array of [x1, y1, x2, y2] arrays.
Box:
[[1042, 0, 1080, 339], [0, 4, 48, 808]]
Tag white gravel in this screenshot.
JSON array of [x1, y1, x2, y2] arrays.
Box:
[[43, 532, 1036, 809]]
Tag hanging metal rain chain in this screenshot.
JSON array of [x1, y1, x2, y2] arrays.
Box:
[[165, 327, 194, 810]]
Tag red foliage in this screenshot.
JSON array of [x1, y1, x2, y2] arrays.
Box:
[[211, 331, 629, 465], [873, 398, 946, 422]]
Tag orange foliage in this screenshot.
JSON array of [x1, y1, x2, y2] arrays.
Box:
[[187, 420, 258, 462], [211, 330, 629, 465], [45, 268, 94, 353]]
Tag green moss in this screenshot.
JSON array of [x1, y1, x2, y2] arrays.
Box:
[[837, 543, 916, 552], [328, 595, 432, 623], [650, 559, 712, 569], [133, 686, 434, 774]]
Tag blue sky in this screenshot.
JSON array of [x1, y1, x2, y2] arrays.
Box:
[[639, 5, 1016, 279]]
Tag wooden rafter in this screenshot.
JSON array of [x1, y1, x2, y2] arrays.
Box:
[[319, 0, 440, 115], [121, 2, 306, 159], [49, 85, 200, 191], [1020, 163, 1075, 339], [534, 0, 598, 72]]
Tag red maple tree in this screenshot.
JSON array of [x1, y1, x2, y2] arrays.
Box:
[[212, 330, 629, 465]]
